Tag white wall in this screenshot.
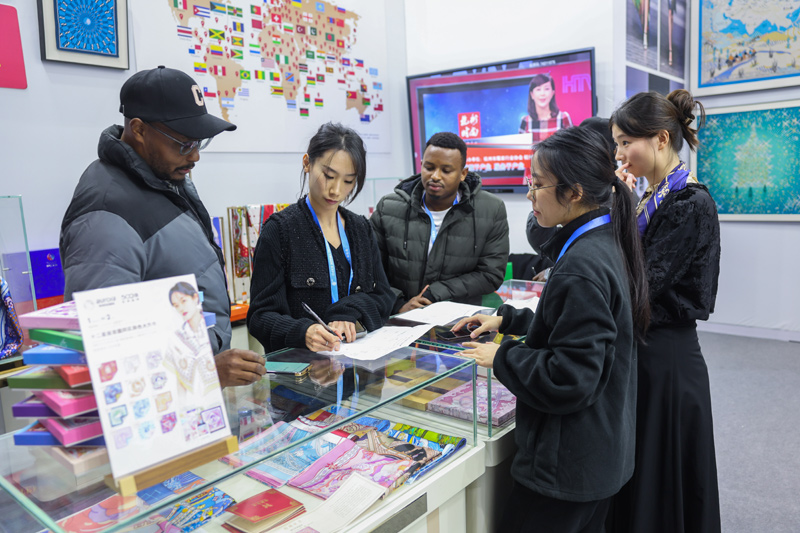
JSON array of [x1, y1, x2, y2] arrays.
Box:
[[403, 0, 615, 256], [0, 0, 411, 252]]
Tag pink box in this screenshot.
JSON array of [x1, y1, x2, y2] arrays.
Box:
[[39, 417, 103, 446], [36, 390, 98, 418]]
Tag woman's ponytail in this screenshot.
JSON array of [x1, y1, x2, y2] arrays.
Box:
[[612, 177, 650, 342]]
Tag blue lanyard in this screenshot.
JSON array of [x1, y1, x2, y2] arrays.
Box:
[[556, 214, 611, 263], [422, 193, 458, 249], [305, 197, 353, 303]]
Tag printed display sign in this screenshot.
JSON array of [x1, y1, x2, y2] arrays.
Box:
[[74, 274, 230, 478]]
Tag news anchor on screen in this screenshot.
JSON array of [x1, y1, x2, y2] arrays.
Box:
[[519, 73, 573, 142]]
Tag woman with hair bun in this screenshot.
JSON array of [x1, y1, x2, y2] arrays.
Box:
[[608, 89, 722, 533]]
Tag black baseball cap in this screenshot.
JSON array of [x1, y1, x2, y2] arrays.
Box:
[[119, 65, 236, 139]]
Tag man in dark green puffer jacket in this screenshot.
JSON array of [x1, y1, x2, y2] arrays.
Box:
[[370, 132, 510, 314]]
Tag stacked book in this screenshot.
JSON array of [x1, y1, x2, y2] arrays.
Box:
[[10, 300, 218, 451], [10, 301, 106, 449]]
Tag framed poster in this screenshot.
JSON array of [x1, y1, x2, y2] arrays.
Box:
[[37, 0, 130, 69], [690, 0, 800, 96], [693, 99, 800, 220]]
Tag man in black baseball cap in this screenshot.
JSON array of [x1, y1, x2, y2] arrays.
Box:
[[60, 66, 266, 387]]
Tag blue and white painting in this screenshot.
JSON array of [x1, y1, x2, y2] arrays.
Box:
[[697, 103, 800, 217], [698, 0, 800, 89], [54, 0, 119, 57]]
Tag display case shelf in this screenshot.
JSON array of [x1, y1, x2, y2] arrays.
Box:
[[0, 344, 478, 533]]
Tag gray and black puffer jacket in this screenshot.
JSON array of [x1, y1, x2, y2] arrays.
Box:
[[60, 125, 231, 354], [370, 172, 509, 312]]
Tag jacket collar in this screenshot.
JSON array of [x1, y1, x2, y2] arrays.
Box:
[[98, 125, 184, 195], [394, 171, 482, 211], [541, 207, 611, 263]]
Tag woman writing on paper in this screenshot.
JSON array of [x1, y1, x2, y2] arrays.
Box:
[[607, 90, 721, 533], [453, 126, 650, 532], [247, 122, 394, 353]]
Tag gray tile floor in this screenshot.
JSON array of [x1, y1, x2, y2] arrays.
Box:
[[702, 331, 800, 532]]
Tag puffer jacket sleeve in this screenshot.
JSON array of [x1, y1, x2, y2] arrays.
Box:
[[61, 211, 147, 299], [247, 220, 315, 352], [324, 224, 395, 329], [427, 198, 509, 303], [369, 198, 404, 305]]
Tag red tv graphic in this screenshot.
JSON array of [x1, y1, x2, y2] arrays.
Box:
[[458, 112, 481, 140]]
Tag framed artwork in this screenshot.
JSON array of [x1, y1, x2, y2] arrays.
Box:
[[693, 99, 800, 221], [690, 0, 800, 96], [37, 0, 129, 69]]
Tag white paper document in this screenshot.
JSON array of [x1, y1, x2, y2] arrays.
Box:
[[396, 301, 493, 325], [318, 324, 433, 361], [272, 473, 385, 533]]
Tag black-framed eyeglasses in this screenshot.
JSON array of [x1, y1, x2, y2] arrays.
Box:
[[145, 123, 212, 155]]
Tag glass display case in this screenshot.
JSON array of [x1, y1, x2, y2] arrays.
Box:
[[0, 196, 37, 362], [0, 345, 480, 533]]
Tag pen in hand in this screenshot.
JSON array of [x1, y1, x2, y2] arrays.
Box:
[[302, 302, 342, 341]]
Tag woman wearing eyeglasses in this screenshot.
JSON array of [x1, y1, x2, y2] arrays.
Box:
[[247, 122, 394, 353], [453, 126, 650, 532]]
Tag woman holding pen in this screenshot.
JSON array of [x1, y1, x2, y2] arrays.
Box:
[[247, 123, 394, 353]]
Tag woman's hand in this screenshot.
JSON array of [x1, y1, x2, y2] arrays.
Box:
[[305, 324, 342, 352], [616, 163, 637, 191], [328, 321, 357, 343], [461, 342, 500, 369], [451, 314, 503, 339]]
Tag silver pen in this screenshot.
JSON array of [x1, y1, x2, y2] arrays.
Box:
[[302, 302, 341, 339]]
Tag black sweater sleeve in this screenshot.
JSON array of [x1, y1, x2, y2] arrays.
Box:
[[247, 220, 315, 352], [493, 273, 619, 415], [322, 227, 395, 330]]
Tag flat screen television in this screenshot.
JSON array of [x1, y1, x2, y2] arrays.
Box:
[[407, 48, 597, 192]]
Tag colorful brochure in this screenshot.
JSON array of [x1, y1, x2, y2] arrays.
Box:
[[73, 275, 230, 479], [426, 378, 517, 427], [288, 439, 416, 499]]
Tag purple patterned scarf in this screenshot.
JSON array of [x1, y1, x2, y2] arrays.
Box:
[[636, 161, 697, 236]]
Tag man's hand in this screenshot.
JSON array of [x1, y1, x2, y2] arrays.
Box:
[[398, 295, 432, 314], [214, 349, 266, 387]]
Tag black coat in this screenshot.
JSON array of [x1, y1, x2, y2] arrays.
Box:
[[493, 208, 637, 502], [247, 198, 394, 352], [642, 184, 720, 327]]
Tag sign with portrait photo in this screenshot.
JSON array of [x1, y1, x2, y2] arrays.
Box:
[[74, 275, 230, 479]]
